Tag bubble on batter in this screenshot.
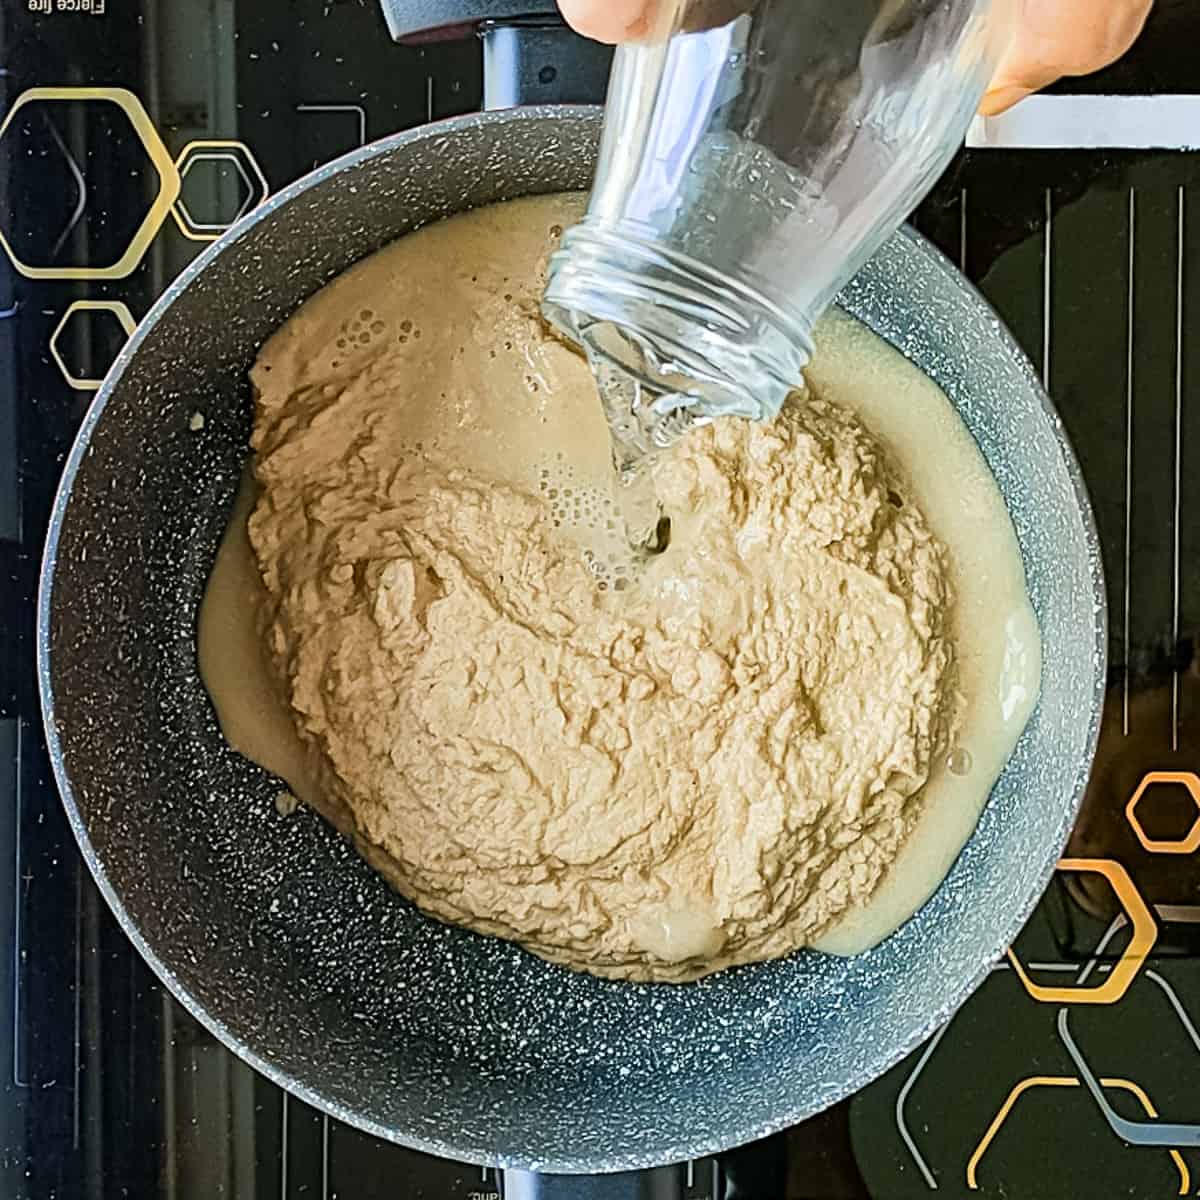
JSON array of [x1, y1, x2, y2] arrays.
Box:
[[947, 747, 973, 776], [540, 460, 646, 592]]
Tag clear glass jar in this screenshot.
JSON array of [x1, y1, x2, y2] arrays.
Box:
[[544, 0, 1010, 428]]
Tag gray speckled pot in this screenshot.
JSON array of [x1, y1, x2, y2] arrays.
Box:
[[37, 107, 1105, 1175]]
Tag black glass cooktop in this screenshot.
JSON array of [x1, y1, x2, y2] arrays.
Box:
[[0, 2, 1197, 1197]]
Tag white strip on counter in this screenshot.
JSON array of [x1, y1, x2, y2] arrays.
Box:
[[967, 94, 1200, 150]]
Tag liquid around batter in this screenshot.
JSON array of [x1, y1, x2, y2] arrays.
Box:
[[199, 194, 1040, 979]]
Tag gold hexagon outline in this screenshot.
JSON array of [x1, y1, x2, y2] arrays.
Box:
[[49, 300, 137, 391], [169, 139, 269, 243], [1006, 857, 1157, 1005], [177, 152, 254, 233], [965, 1075, 1189, 1193], [0, 87, 181, 280], [1125, 770, 1200, 855]]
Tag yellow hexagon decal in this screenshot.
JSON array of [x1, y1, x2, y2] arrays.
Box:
[[50, 300, 137, 391], [1125, 770, 1200, 855], [1007, 858, 1156, 1005], [0, 87, 181, 279], [967, 1076, 1189, 1193], [170, 139, 270, 242]]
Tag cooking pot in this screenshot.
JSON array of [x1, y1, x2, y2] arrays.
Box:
[[38, 106, 1105, 1194]]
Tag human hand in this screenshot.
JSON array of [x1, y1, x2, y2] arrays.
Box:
[[557, 0, 1154, 116], [979, 0, 1153, 115]]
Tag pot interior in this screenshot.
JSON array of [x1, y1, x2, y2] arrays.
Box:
[[40, 107, 1104, 1172]]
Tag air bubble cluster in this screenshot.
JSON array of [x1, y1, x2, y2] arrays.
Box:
[[331, 308, 423, 365], [537, 462, 639, 591]]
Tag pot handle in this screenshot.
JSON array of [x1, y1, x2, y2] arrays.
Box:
[[501, 1165, 686, 1198], [479, 18, 614, 109], [379, 1, 558, 39], [380, 2, 614, 109]]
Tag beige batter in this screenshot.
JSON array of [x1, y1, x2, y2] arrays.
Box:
[[199, 194, 1040, 982]]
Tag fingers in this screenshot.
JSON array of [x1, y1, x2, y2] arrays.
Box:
[[981, 0, 1153, 115], [558, 0, 659, 42], [559, 0, 1152, 115]]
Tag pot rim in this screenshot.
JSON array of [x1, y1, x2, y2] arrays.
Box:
[[36, 104, 1107, 1174]]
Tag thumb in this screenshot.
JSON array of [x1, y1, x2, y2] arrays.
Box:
[[980, 0, 1152, 116], [558, 0, 660, 42]]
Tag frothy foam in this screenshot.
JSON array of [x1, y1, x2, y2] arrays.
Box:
[[331, 307, 421, 368], [537, 461, 643, 591]]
